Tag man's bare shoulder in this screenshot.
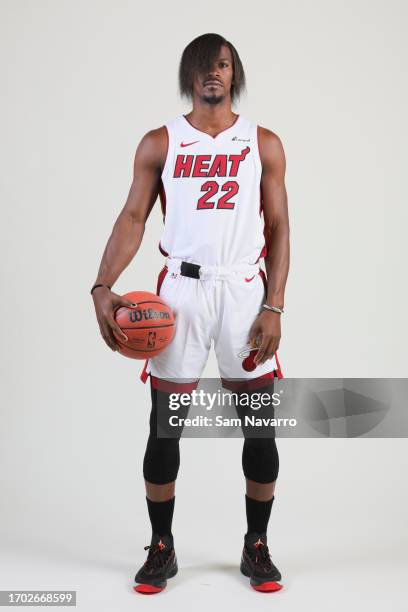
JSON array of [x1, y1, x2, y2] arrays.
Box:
[[258, 126, 284, 149], [138, 125, 168, 151], [257, 126, 286, 168], [135, 125, 168, 169]]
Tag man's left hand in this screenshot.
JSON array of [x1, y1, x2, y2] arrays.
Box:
[[248, 310, 281, 365]]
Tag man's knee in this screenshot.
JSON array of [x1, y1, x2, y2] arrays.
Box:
[[242, 437, 279, 483], [143, 436, 180, 484], [142, 383, 185, 484]]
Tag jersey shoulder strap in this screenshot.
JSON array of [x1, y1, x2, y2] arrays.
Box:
[[161, 116, 182, 178]]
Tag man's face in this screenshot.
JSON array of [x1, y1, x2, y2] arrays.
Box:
[[193, 45, 234, 106]]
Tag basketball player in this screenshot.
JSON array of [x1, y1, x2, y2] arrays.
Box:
[[91, 33, 290, 593]]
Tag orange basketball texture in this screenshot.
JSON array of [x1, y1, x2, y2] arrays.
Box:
[[114, 291, 175, 359]]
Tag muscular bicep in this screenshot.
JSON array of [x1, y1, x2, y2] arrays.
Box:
[[259, 128, 289, 228], [121, 127, 167, 223]]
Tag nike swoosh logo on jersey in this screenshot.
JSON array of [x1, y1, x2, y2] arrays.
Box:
[[180, 140, 200, 147], [245, 275, 255, 282]]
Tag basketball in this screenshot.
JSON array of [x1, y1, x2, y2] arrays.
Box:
[[114, 291, 175, 359]]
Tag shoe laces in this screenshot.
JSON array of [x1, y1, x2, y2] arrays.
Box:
[[143, 540, 170, 570], [249, 538, 273, 570]]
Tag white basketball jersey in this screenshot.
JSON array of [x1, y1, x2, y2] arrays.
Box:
[[158, 114, 267, 266]]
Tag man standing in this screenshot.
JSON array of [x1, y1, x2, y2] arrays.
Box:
[[91, 33, 289, 593]]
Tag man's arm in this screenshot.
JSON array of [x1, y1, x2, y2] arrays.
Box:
[[259, 127, 290, 309], [248, 127, 290, 365], [92, 127, 167, 351]]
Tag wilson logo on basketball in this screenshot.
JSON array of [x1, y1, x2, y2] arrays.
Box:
[[114, 291, 176, 360], [128, 308, 171, 322]]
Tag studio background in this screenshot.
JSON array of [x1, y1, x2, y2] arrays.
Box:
[[1, 1, 407, 610]]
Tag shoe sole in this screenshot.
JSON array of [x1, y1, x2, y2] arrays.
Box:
[[240, 561, 283, 592], [134, 563, 178, 594]]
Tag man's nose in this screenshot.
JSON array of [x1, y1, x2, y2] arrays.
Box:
[[208, 66, 220, 78]]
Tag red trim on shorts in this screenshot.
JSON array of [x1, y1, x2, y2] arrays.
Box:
[[150, 375, 199, 394], [255, 244, 267, 263], [156, 265, 168, 293], [140, 265, 169, 384], [274, 352, 283, 379], [221, 370, 280, 392], [140, 360, 149, 383]]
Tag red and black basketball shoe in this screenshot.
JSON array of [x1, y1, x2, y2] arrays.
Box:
[[133, 533, 178, 594], [240, 532, 283, 592]]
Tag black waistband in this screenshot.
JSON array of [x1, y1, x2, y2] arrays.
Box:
[[180, 261, 201, 279]]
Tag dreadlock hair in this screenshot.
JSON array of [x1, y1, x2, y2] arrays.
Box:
[[178, 33, 246, 104]]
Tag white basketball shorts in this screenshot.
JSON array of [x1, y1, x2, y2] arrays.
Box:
[[140, 257, 283, 392]]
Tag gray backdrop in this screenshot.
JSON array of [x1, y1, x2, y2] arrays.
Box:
[[1, 1, 407, 610]]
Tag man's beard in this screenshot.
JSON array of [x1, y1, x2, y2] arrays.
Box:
[[200, 92, 224, 106]]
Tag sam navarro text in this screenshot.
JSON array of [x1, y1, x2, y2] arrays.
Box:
[[168, 415, 297, 427]]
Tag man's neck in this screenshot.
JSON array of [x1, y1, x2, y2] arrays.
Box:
[[185, 102, 238, 133]]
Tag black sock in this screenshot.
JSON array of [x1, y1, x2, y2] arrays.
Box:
[[245, 494, 274, 534], [146, 496, 175, 538]]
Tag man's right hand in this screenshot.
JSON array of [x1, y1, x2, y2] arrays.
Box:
[[92, 287, 138, 351]]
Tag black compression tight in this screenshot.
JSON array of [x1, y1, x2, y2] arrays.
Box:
[[235, 381, 280, 483], [142, 384, 182, 485], [142, 381, 279, 485]]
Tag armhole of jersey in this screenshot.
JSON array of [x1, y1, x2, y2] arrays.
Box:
[[254, 123, 264, 222], [161, 123, 172, 179], [254, 124, 263, 176]]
